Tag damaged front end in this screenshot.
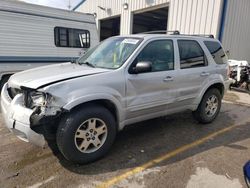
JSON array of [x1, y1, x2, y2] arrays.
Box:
[[5, 85, 66, 145], [22, 88, 62, 125], [21, 87, 66, 139]]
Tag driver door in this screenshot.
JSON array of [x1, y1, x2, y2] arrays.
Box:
[[125, 39, 177, 119]]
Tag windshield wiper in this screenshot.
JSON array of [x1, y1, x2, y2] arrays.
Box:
[[80, 62, 95, 68]]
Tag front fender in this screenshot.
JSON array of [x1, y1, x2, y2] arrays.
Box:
[[62, 93, 125, 128]]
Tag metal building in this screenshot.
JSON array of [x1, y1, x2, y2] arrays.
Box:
[[74, 0, 250, 62]]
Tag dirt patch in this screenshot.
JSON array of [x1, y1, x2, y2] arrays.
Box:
[[224, 92, 240, 102], [186, 167, 242, 188], [8, 148, 52, 171]]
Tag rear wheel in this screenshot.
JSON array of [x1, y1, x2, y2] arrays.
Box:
[[193, 88, 222, 124], [56, 105, 117, 164]]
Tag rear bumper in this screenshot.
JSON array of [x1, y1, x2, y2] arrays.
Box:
[[1, 83, 46, 147]]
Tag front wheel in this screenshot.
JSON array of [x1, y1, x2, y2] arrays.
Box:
[[193, 88, 222, 124], [56, 105, 117, 164]]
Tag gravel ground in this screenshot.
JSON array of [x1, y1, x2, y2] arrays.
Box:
[[0, 90, 249, 188]]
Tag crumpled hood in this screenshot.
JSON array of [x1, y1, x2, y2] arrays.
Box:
[[8, 63, 109, 89]]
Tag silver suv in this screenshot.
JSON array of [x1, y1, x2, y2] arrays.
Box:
[[1, 33, 230, 164]]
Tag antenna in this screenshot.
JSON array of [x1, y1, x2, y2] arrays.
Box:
[[67, 0, 71, 10]]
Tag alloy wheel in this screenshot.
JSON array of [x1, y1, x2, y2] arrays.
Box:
[[74, 118, 108, 153]]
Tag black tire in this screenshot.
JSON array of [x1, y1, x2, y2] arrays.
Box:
[[56, 104, 117, 164], [193, 88, 222, 124]]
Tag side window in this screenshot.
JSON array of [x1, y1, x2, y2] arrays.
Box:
[[136, 40, 174, 72], [204, 41, 227, 64], [54, 27, 90, 48], [178, 40, 206, 69]]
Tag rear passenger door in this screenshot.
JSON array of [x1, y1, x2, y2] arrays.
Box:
[[173, 39, 212, 108]]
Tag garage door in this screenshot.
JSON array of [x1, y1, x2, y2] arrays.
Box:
[[100, 16, 120, 41], [133, 7, 168, 34]]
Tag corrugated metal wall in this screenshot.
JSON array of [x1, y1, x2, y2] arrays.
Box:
[[78, 0, 250, 62], [77, 0, 223, 37], [168, 0, 223, 38], [78, 0, 170, 17], [78, 0, 170, 35], [222, 0, 250, 62]]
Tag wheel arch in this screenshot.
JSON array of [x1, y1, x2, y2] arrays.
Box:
[[62, 95, 124, 129], [205, 83, 225, 96], [70, 99, 119, 122], [194, 81, 225, 108]]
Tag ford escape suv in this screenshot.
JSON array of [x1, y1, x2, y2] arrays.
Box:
[[1, 32, 230, 164]]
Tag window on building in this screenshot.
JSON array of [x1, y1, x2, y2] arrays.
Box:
[[178, 40, 207, 69], [136, 40, 174, 72], [54, 27, 90, 48], [204, 41, 227, 64]]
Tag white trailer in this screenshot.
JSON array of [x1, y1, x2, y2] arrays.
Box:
[[0, 0, 99, 86]]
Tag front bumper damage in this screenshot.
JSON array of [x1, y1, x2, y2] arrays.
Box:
[[1, 83, 61, 147]]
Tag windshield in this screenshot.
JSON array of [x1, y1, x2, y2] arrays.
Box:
[[78, 37, 142, 69]]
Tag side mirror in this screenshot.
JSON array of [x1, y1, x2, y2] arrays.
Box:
[[133, 61, 152, 74]]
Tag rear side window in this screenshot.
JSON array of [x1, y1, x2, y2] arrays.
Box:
[[54, 27, 90, 48], [204, 41, 227, 64], [178, 40, 206, 69]]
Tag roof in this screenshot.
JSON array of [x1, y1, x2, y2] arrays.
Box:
[[114, 34, 219, 41]]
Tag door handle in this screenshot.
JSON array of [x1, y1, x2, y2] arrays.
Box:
[[163, 76, 174, 82], [200, 72, 210, 77]]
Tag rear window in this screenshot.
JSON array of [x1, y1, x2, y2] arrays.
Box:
[[204, 41, 227, 64], [178, 40, 207, 69]]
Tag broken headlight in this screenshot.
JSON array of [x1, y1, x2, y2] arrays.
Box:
[[30, 92, 46, 106], [26, 91, 49, 108]]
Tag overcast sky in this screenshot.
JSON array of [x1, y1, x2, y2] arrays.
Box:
[[19, 0, 82, 10]]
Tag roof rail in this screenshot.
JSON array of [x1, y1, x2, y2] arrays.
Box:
[[139, 31, 214, 38], [189, 34, 214, 38], [140, 30, 180, 35]]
